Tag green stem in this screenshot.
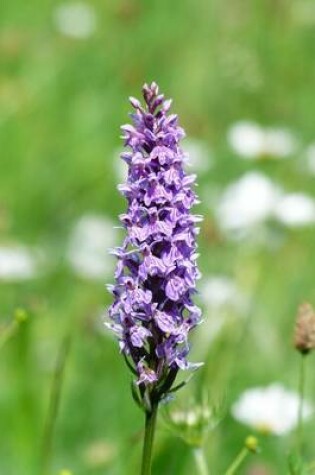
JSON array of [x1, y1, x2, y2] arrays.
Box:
[[41, 334, 71, 475], [141, 404, 159, 475], [193, 447, 209, 475], [297, 354, 307, 455], [224, 448, 248, 475]]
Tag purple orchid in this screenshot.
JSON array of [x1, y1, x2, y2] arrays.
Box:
[[108, 82, 202, 410]]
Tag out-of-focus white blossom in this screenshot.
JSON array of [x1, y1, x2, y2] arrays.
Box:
[[216, 172, 281, 233], [274, 193, 315, 227], [53, 2, 97, 39], [67, 214, 118, 280], [200, 276, 246, 311], [264, 128, 296, 158], [232, 383, 313, 435], [166, 396, 223, 446], [228, 121, 296, 160], [0, 245, 40, 282], [228, 122, 264, 159], [183, 138, 213, 173], [216, 171, 315, 234], [171, 409, 202, 427]]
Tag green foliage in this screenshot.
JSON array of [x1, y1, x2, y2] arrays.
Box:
[[288, 451, 308, 475]]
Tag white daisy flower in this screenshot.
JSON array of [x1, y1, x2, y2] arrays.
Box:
[[67, 214, 118, 280], [53, 2, 97, 39], [0, 245, 40, 282], [216, 172, 281, 233], [228, 122, 265, 159], [228, 121, 296, 159], [264, 128, 296, 158], [232, 383, 313, 435], [274, 193, 315, 227]]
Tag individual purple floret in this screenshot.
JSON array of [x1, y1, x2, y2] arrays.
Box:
[[107, 82, 202, 409]]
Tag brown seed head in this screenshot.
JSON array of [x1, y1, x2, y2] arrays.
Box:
[[294, 302, 315, 355]]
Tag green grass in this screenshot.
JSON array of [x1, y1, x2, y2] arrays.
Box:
[[1, 0, 315, 473]]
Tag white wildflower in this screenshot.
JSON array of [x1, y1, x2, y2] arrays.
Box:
[[0, 245, 40, 282], [232, 383, 313, 435], [216, 172, 281, 233], [265, 128, 296, 158], [274, 193, 315, 227], [170, 405, 211, 429], [228, 121, 296, 159], [228, 122, 265, 159]]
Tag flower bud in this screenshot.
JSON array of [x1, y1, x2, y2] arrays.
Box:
[[14, 308, 28, 324], [294, 302, 315, 355], [245, 435, 259, 453]]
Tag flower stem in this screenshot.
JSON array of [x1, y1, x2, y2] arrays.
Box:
[[224, 448, 248, 475], [297, 354, 307, 455], [193, 447, 209, 475], [141, 403, 159, 475], [41, 334, 71, 475]]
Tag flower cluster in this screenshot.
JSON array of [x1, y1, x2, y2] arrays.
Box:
[[107, 82, 202, 405], [166, 395, 223, 447]]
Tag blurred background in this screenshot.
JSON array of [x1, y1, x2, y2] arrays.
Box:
[[1, 0, 315, 473]]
